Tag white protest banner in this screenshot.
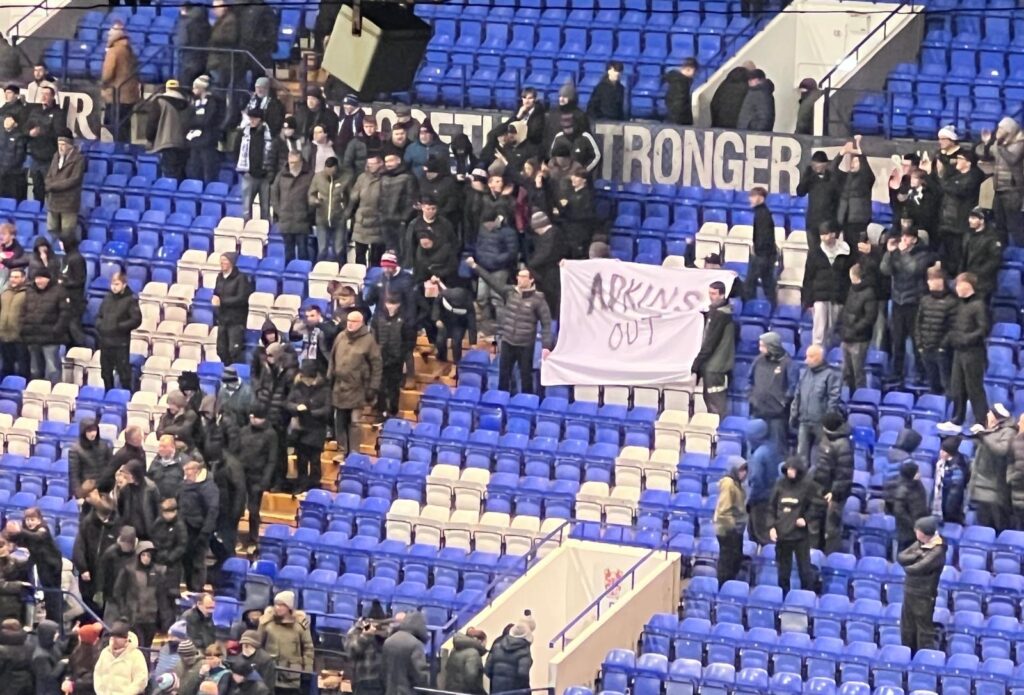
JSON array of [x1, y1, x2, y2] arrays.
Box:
[[540, 260, 737, 386]]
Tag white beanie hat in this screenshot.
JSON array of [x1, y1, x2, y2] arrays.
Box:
[[937, 125, 959, 141], [274, 590, 296, 611]]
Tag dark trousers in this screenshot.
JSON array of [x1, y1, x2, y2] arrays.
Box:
[[776, 537, 815, 595], [919, 349, 951, 394], [379, 362, 404, 415], [901, 592, 937, 653], [104, 101, 132, 143], [717, 530, 745, 584], [433, 316, 475, 364], [937, 229, 963, 276], [498, 341, 534, 394], [949, 347, 988, 425], [0, 342, 28, 378], [217, 322, 246, 366], [975, 501, 1010, 533], [354, 242, 384, 266], [743, 254, 777, 305], [282, 233, 310, 262], [702, 372, 729, 416], [246, 485, 263, 543], [842, 222, 868, 252], [183, 526, 208, 592], [160, 148, 187, 181], [29, 165, 45, 201], [294, 445, 322, 491], [823, 498, 846, 554], [0, 171, 25, 201], [993, 189, 1024, 246], [749, 501, 772, 545], [890, 302, 918, 381], [186, 146, 221, 184], [135, 622, 158, 649], [841, 341, 868, 392], [100, 344, 132, 391], [334, 407, 358, 456]]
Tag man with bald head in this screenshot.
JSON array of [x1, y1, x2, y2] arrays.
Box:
[[790, 344, 842, 462], [328, 309, 383, 455]]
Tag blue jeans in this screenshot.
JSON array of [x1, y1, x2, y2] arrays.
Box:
[[28, 344, 61, 384], [315, 222, 347, 261], [241, 174, 270, 221]]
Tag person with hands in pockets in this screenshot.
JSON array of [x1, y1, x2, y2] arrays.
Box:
[[768, 457, 819, 595]]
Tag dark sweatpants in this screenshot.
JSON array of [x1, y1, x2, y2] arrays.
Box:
[[949, 347, 988, 425], [776, 536, 815, 595], [901, 591, 937, 653]]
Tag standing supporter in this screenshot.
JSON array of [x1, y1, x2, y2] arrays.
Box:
[[113, 541, 166, 648], [748, 331, 792, 453], [290, 305, 338, 375], [25, 85, 62, 201], [328, 312, 382, 457], [336, 94, 365, 154], [976, 117, 1024, 245], [813, 411, 854, 553], [961, 207, 1003, 302], [185, 75, 224, 184], [295, 86, 338, 142], [184, 593, 217, 651], [380, 151, 419, 257], [157, 391, 199, 449], [28, 236, 59, 280], [935, 149, 986, 275], [473, 210, 518, 330], [149, 435, 186, 502], [880, 227, 934, 386], [0, 85, 24, 127], [887, 457, 928, 552], [94, 619, 149, 694], [745, 420, 782, 545], [254, 343, 296, 488], [0, 617, 33, 695], [115, 460, 160, 540], [5, 507, 63, 622], [146, 80, 190, 181], [268, 116, 311, 180], [944, 273, 988, 427], [744, 186, 777, 304], [431, 286, 476, 365], [790, 345, 841, 463], [896, 168, 939, 239], [736, 69, 775, 132], [348, 153, 386, 266], [0, 266, 27, 377], [544, 81, 590, 151], [310, 125, 336, 173], [691, 281, 735, 416], [796, 151, 840, 246], [419, 156, 462, 234], [713, 461, 748, 584], [72, 489, 122, 610], [586, 61, 625, 121], [99, 22, 139, 143], [795, 77, 822, 135], [237, 0, 278, 76], [21, 268, 68, 384], [235, 108, 272, 222], [526, 210, 568, 320], [271, 151, 314, 262], [97, 525, 136, 620], [710, 66, 749, 129], [382, 612, 431, 695], [362, 252, 416, 312], [372, 296, 416, 419], [411, 228, 459, 287], [0, 537, 27, 622], [206, 0, 240, 88], [967, 406, 1016, 532], [552, 164, 597, 260], [464, 259, 552, 395], [767, 458, 817, 595], [59, 240, 88, 347], [244, 77, 285, 136], [69, 419, 114, 501], [179, 461, 218, 592], [176, 4, 210, 86], [933, 436, 967, 524], [0, 112, 26, 200], [96, 272, 142, 391], [218, 366, 253, 430], [512, 88, 545, 147], [33, 618, 66, 695], [235, 630, 276, 692], [444, 628, 487, 695], [915, 268, 957, 394], [284, 361, 330, 492], [897, 517, 944, 653], [802, 221, 851, 347], [308, 157, 347, 261], [150, 498, 187, 622], [839, 264, 878, 391], [44, 129, 84, 245], [548, 113, 600, 174], [213, 252, 251, 366], [258, 592, 314, 695], [833, 136, 875, 248], [888, 152, 919, 219], [663, 57, 697, 126], [403, 195, 457, 272], [64, 621, 102, 695], [403, 122, 449, 181]]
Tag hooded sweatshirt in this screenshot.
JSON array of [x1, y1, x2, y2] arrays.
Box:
[[767, 460, 817, 542], [444, 633, 487, 695], [31, 619, 63, 695], [749, 333, 793, 419], [814, 420, 854, 499], [714, 463, 749, 535], [0, 622, 33, 695], [745, 419, 781, 505]]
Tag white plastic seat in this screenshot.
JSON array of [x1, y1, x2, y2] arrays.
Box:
[[645, 466, 674, 491], [537, 517, 567, 556], [46, 383, 78, 423], [247, 292, 275, 331], [86, 350, 104, 387], [633, 387, 660, 409], [662, 383, 694, 412], [694, 222, 728, 264], [386, 499, 420, 543], [163, 284, 195, 323], [214, 217, 244, 254], [614, 463, 643, 491], [684, 413, 719, 454], [140, 356, 173, 395], [309, 262, 340, 299], [576, 481, 609, 522], [573, 385, 600, 403], [241, 219, 270, 256], [176, 249, 207, 288], [21, 380, 51, 420], [166, 358, 197, 388], [475, 512, 510, 553], [654, 427, 681, 452], [269, 294, 303, 326], [337, 263, 367, 289], [662, 255, 687, 268], [151, 320, 185, 359], [603, 386, 630, 406], [6, 417, 37, 456], [606, 486, 639, 526], [215, 216, 245, 234], [506, 515, 540, 556], [445, 509, 478, 550], [63, 346, 93, 385], [414, 505, 450, 547], [781, 230, 808, 271], [201, 252, 222, 289], [723, 224, 753, 264], [177, 324, 209, 362]]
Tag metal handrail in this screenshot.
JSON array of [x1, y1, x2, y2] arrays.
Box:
[[418, 688, 555, 695], [818, 1, 915, 135], [546, 541, 669, 651]]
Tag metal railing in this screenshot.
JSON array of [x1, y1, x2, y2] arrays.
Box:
[[546, 542, 670, 651], [818, 1, 914, 136], [418, 688, 554, 695]]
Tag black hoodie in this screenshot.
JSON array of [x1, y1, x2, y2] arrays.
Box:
[[32, 619, 64, 695], [68, 419, 114, 498], [710, 67, 749, 129], [0, 622, 33, 695], [813, 422, 854, 499], [767, 460, 817, 542]]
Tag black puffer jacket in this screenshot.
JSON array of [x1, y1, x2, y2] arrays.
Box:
[[839, 282, 878, 344], [768, 460, 818, 542], [236, 420, 278, 491], [889, 460, 929, 544], [796, 167, 840, 238], [71, 508, 122, 589], [834, 154, 876, 226], [880, 244, 934, 306], [948, 293, 989, 350], [663, 70, 694, 126], [484, 634, 532, 695], [372, 306, 417, 367], [95, 285, 142, 349], [0, 622, 33, 695], [710, 67, 749, 129], [802, 241, 852, 305], [898, 535, 945, 599], [255, 349, 298, 425], [68, 419, 114, 497], [914, 288, 957, 351], [586, 77, 624, 121], [284, 374, 331, 449], [814, 422, 854, 499], [937, 165, 985, 233], [214, 266, 252, 326], [962, 226, 1003, 297], [19, 281, 68, 344], [474, 266, 553, 349]]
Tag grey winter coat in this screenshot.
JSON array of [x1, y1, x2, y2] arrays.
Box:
[[977, 117, 1024, 194], [790, 363, 841, 427], [349, 170, 384, 245], [475, 266, 553, 349], [444, 634, 486, 695], [736, 80, 775, 132], [834, 154, 876, 226], [969, 419, 1015, 507], [381, 612, 430, 695], [271, 166, 313, 235]]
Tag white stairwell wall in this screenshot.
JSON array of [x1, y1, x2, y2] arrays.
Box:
[[694, 0, 917, 134], [440, 541, 681, 693]]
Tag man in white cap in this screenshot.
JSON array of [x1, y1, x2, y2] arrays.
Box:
[[932, 125, 962, 182], [258, 591, 314, 695]]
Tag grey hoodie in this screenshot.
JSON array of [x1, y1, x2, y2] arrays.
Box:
[[977, 116, 1024, 194]]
